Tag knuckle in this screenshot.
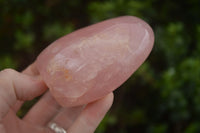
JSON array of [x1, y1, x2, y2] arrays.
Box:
[[0, 68, 16, 76], [0, 69, 17, 85]]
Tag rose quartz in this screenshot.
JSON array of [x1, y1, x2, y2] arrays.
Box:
[[36, 16, 154, 107]]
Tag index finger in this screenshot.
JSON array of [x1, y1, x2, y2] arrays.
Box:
[[22, 62, 40, 76]]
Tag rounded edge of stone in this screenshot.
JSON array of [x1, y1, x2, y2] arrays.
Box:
[[119, 15, 155, 49]]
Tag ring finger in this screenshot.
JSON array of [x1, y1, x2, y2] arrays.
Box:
[[47, 93, 113, 133]]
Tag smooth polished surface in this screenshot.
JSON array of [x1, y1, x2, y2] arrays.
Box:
[[36, 16, 154, 107]]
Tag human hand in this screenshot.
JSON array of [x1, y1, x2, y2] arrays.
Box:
[[0, 63, 113, 133], [0, 16, 153, 133]]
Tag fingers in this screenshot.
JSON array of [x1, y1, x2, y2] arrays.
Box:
[[23, 92, 61, 126], [12, 62, 41, 112], [67, 93, 114, 133], [0, 69, 47, 100], [0, 69, 47, 119], [48, 105, 84, 130], [22, 62, 40, 76]]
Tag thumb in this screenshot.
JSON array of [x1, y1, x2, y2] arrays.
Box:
[[0, 69, 47, 120]]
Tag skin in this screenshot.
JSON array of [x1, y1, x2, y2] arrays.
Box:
[[0, 63, 113, 133]]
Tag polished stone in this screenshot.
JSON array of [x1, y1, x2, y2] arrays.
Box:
[[36, 16, 154, 107]]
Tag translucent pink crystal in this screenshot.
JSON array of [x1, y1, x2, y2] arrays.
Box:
[[36, 16, 154, 107]]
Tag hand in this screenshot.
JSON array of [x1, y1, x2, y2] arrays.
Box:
[[0, 63, 113, 133]]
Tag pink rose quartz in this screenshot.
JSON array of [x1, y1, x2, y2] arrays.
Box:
[[36, 16, 154, 107]]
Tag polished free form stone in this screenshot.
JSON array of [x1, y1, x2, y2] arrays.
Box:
[[36, 16, 154, 107]]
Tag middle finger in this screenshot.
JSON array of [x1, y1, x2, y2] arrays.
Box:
[[23, 91, 61, 126]]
